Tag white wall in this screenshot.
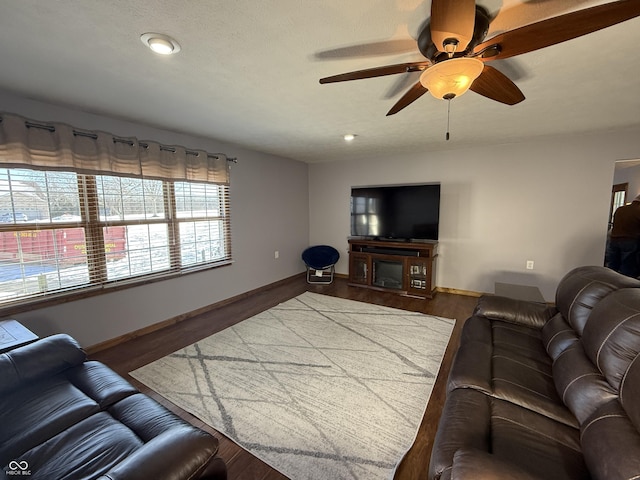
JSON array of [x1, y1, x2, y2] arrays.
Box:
[[309, 128, 640, 301], [0, 92, 310, 347], [4, 90, 639, 343]]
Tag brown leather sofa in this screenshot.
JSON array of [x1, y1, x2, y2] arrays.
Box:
[[0, 334, 226, 480], [429, 265, 640, 480]]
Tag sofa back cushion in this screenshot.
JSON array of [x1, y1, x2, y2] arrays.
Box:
[[553, 344, 617, 424], [555, 266, 640, 336], [0, 334, 86, 395], [622, 353, 640, 432], [554, 288, 640, 425], [582, 289, 640, 391], [543, 313, 579, 360]]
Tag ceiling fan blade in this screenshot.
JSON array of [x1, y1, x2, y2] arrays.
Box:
[[386, 82, 428, 116], [475, 0, 640, 60], [430, 0, 476, 52], [470, 65, 525, 105], [319, 62, 430, 84], [315, 39, 418, 59]]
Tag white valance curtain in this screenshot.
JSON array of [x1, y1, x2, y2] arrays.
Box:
[[0, 112, 230, 184]]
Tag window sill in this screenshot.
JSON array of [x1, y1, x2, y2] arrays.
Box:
[[0, 260, 233, 317]]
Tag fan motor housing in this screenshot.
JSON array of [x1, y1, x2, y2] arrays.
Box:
[[418, 6, 490, 61]]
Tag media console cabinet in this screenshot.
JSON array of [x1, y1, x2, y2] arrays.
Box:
[[348, 238, 438, 299]]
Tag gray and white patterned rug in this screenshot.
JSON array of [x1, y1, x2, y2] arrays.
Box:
[[130, 292, 455, 480]]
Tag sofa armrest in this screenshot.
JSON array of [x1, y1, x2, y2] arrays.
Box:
[[97, 426, 221, 480], [0, 334, 86, 395], [447, 317, 492, 393], [452, 449, 544, 480], [429, 389, 491, 480], [473, 295, 557, 329]]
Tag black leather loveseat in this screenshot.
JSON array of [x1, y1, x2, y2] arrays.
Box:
[[0, 334, 226, 480], [429, 265, 640, 480]]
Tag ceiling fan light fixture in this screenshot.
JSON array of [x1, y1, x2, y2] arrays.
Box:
[[420, 57, 484, 100], [140, 33, 181, 55], [343, 134, 356, 142]]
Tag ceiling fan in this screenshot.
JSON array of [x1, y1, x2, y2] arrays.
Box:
[[319, 0, 640, 116]]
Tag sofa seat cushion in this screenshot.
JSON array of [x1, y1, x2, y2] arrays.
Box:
[[489, 398, 586, 478], [451, 448, 548, 480], [447, 316, 578, 427], [491, 348, 576, 427], [0, 361, 143, 466], [491, 319, 550, 362], [429, 388, 589, 480], [18, 412, 142, 480], [0, 375, 100, 465]]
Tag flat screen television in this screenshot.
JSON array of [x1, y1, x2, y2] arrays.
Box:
[[350, 183, 440, 241]]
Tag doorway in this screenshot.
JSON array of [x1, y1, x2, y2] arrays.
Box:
[[607, 160, 640, 272], [609, 182, 628, 229]]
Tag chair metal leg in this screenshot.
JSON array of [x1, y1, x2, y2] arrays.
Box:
[[306, 266, 335, 284]]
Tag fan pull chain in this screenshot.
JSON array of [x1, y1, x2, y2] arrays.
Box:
[[446, 98, 451, 141]]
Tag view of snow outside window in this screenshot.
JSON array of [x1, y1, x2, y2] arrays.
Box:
[[0, 168, 227, 304]]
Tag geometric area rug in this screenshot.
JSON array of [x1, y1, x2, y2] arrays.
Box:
[[130, 292, 455, 480]]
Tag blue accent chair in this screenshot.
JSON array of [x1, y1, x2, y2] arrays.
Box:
[[301, 245, 340, 284]]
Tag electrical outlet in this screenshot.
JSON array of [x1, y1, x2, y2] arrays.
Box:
[[274, 251, 279, 259], [526, 260, 534, 270]]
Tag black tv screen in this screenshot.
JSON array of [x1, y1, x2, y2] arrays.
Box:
[[350, 183, 440, 241]]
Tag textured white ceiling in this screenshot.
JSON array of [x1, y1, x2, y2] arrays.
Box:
[[0, 0, 638, 163]]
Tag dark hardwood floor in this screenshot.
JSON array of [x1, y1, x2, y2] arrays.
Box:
[[90, 275, 478, 480]]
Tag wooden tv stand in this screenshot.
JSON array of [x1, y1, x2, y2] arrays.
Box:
[[348, 238, 438, 299]]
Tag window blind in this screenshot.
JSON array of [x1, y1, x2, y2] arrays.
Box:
[[0, 112, 232, 307]]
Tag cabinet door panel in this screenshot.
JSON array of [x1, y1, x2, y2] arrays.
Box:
[[349, 254, 369, 285], [406, 258, 430, 295]]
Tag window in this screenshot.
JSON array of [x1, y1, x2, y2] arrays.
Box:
[[0, 167, 231, 306]]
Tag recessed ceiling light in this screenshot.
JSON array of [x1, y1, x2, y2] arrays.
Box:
[[343, 134, 356, 142], [140, 33, 181, 55]]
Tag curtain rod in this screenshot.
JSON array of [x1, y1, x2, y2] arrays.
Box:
[[22, 119, 237, 163]]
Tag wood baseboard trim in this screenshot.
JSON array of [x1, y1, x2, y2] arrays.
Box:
[[85, 272, 306, 355], [436, 286, 483, 297]]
